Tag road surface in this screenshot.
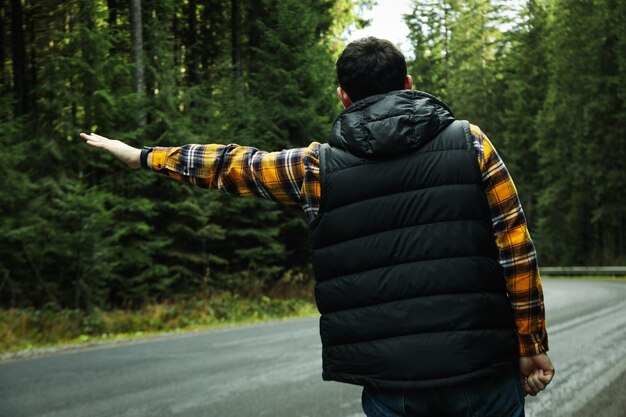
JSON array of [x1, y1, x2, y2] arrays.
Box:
[[1, 279, 625, 417]]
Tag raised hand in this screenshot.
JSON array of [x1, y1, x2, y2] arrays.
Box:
[[519, 353, 555, 396], [79, 132, 142, 169]]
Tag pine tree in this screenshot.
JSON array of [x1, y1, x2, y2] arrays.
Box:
[[535, 0, 625, 265], [496, 0, 548, 226], [404, 0, 453, 99]]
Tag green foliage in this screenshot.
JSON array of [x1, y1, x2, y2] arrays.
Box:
[[406, 0, 625, 266], [533, 0, 626, 265], [405, 0, 453, 98], [2, 0, 625, 316], [0, 0, 358, 310], [0, 291, 317, 352], [490, 0, 548, 225]]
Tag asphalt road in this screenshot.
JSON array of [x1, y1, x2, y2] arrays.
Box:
[[1, 279, 625, 417]]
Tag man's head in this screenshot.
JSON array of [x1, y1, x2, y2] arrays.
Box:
[[336, 37, 412, 108]]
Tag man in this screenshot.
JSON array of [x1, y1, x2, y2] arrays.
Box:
[[81, 37, 554, 417]]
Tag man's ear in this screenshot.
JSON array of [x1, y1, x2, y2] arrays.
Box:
[[404, 75, 413, 90], [337, 87, 353, 109]]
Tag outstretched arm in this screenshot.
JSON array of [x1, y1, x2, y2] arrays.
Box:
[[79, 132, 321, 217]]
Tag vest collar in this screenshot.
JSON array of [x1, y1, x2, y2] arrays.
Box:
[[328, 90, 455, 158]]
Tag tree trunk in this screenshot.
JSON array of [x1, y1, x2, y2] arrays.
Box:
[[0, 0, 6, 90], [107, 0, 117, 27], [130, 0, 146, 126], [78, 0, 96, 127], [246, 0, 266, 92], [187, 0, 198, 84], [10, 0, 28, 115], [27, 1, 36, 112], [231, 0, 242, 91], [107, 0, 122, 65], [200, 0, 216, 84]]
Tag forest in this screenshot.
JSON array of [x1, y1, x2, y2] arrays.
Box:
[[1, 0, 625, 311]]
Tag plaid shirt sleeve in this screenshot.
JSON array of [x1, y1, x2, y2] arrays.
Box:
[[470, 124, 549, 356], [149, 142, 321, 221]]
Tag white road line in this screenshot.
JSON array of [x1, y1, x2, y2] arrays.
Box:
[[548, 300, 626, 335]]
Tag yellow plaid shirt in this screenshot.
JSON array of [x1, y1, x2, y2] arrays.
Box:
[[150, 124, 548, 356]]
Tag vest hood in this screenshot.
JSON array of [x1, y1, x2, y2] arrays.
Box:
[[328, 90, 455, 158]]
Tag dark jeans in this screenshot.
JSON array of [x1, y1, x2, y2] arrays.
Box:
[[361, 366, 525, 417]]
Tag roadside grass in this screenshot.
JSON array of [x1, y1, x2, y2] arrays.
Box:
[[544, 275, 626, 281], [3, 276, 623, 354], [0, 291, 318, 354]]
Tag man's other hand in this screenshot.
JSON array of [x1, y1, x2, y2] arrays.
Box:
[[80, 132, 142, 169], [519, 353, 555, 396]]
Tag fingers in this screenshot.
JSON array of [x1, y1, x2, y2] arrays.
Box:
[[524, 369, 550, 396], [81, 138, 105, 149], [538, 370, 554, 385], [523, 378, 540, 396], [80, 132, 96, 143], [519, 354, 556, 397], [80, 132, 109, 149], [80, 132, 109, 142], [528, 373, 546, 391], [524, 379, 537, 396]]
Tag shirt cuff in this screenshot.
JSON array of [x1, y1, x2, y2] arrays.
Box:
[[518, 330, 549, 356], [150, 147, 171, 171]]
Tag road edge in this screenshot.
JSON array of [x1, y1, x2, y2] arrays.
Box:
[[0, 314, 319, 364]]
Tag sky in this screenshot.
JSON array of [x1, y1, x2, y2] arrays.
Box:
[[344, 0, 525, 57], [344, 0, 414, 56]]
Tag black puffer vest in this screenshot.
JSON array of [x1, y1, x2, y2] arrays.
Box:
[[309, 90, 518, 390]]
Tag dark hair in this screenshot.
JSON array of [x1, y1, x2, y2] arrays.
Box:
[[336, 37, 407, 103]]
